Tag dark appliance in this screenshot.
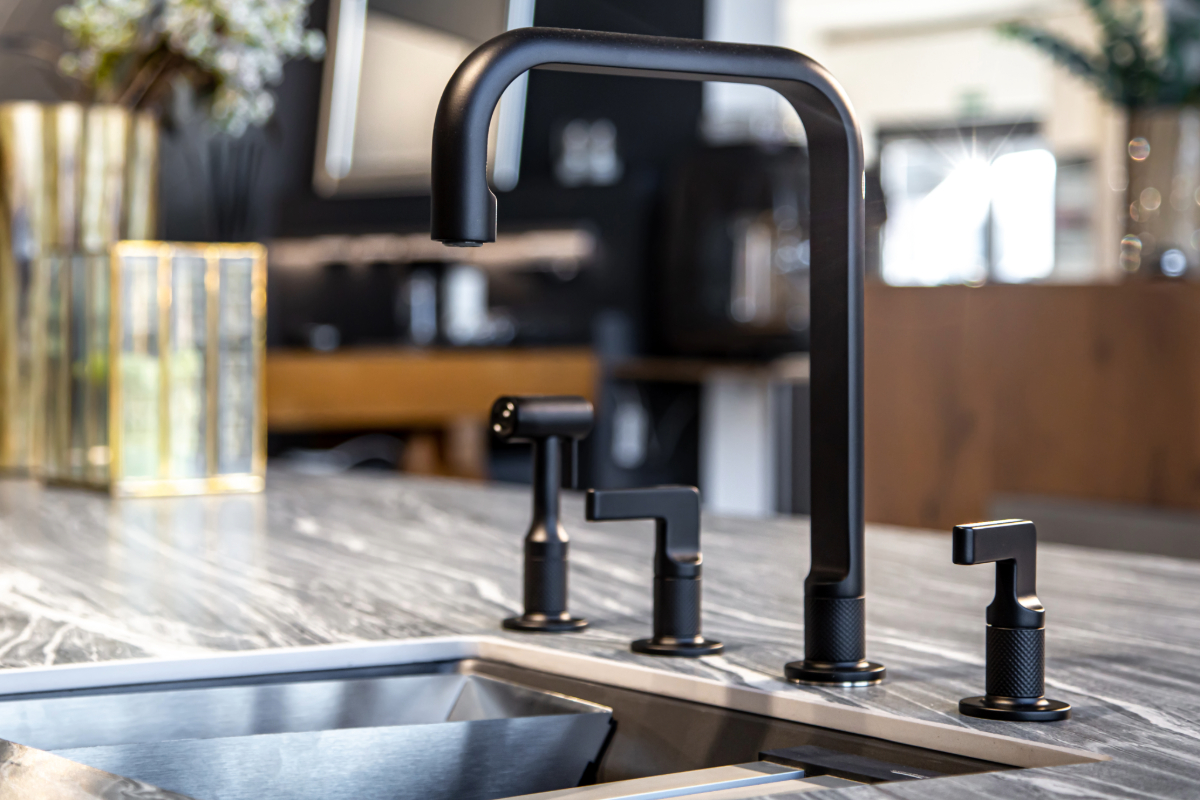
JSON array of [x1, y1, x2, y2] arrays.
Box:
[[657, 144, 811, 358]]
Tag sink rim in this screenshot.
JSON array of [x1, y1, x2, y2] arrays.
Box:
[[0, 670, 612, 753], [0, 635, 1106, 771]]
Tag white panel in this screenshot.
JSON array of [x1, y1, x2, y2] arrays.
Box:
[[323, 0, 368, 180], [352, 16, 475, 178], [702, 0, 801, 145], [700, 373, 774, 517], [493, 0, 537, 191]]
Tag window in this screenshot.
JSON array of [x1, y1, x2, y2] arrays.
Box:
[[879, 125, 1058, 286]]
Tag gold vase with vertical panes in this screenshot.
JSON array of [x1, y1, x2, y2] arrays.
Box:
[[41, 242, 265, 497], [0, 102, 157, 476]]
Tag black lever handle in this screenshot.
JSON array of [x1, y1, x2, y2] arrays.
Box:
[[586, 486, 723, 657], [953, 519, 1070, 722], [492, 396, 593, 633]]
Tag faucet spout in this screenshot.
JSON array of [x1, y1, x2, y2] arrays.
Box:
[[431, 26, 883, 685]]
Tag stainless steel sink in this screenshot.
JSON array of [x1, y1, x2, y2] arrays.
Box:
[[0, 670, 612, 800], [460, 659, 1009, 790], [0, 640, 1099, 800]]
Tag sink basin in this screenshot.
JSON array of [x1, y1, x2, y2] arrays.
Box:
[[460, 659, 1008, 790], [0, 637, 1105, 800], [0, 670, 612, 800]]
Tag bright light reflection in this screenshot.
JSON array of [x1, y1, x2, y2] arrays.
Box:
[[992, 149, 1056, 283], [882, 154, 991, 286], [881, 139, 1057, 286]]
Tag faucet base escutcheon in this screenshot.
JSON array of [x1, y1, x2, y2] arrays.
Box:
[[503, 613, 588, 633], [784, 659, 886, 687], [632, 636, 724, 658], [959, 695, 1070, 722]]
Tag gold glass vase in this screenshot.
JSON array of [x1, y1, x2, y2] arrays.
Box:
[[41, 241, 266, 497], [0, 102, 158, 475]]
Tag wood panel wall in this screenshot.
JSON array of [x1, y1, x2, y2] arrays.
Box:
[[863, 283, 1200, 531], [266, 348, 597, 431]]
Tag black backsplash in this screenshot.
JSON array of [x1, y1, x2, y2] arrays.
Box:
[[227, 0, 705, 350]]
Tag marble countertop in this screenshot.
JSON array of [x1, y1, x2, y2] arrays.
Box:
[[0, 472, 1197, 798]]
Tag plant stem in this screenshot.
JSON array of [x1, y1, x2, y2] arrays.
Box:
[[118, 47, 178, 109]]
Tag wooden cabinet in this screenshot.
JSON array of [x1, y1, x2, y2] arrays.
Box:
[[265, 288, 1200, 529], [266, 348, 598, 477], [865, 283, 1200, 530]]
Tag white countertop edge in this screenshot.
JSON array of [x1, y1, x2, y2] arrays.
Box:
[[0, 637, 477, 695], [0, 635, 1107, 772], [473, 638, 1107, 770]]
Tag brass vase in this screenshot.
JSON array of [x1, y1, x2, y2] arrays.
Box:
[[104, 241, 267, 497], [0, 102, 158, 475], [1122, 106, 1200, 279]]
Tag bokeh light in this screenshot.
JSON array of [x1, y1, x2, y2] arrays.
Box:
[[1120, 234, 1142, 272], [1161, 249, 1188, 277]]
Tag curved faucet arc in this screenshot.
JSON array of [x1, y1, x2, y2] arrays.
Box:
[[430, 26, 882, 685]]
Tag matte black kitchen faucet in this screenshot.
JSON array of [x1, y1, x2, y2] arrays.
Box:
[[430, 27, 884, 685]]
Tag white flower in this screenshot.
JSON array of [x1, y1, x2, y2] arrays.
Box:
[[303, 30, 325, 58], [56, 0, 325, 134]]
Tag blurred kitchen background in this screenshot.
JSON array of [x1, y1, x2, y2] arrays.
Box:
[[5, 0, 1200, 557]]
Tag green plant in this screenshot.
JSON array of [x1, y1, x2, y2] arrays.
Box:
[[1001, 0, 1200, 107]]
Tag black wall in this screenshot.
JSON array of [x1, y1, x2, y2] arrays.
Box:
[[265, 0, 703, 237], [261, 0, 704, 350]]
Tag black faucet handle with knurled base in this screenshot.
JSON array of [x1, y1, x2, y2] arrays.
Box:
[[586, 486, 723, 657], [953, 519, 1070, 722]]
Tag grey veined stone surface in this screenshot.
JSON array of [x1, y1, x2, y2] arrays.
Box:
[[0, 473, 1195, 797]]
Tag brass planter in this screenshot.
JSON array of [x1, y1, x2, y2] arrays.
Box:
[[0, 103, 157, 474]]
